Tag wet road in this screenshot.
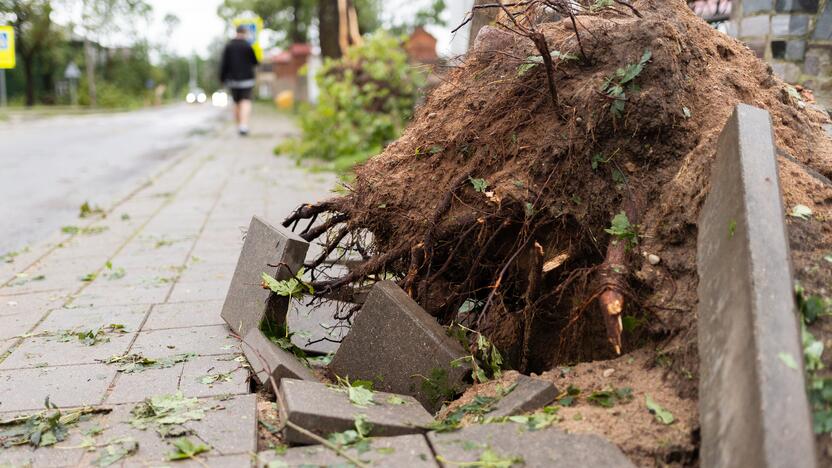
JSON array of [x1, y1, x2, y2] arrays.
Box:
[[0, 104, 226, 256]]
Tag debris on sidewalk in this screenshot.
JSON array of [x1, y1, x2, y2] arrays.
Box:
[[221, 216, 308, 337], [242, 328, 317, 386], [277, 379, 433, 445], [329, 281, 469, 412]]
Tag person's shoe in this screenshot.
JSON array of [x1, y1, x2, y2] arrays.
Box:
[[238, 126, 249, 136]]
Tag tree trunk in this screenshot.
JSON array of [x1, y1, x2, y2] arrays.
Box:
[[290, 0, 304, 43], [468, 0, 499, 50], [23, 56, 35, 107], [319, 0, 341, 59], [84, 39, 97, 107]]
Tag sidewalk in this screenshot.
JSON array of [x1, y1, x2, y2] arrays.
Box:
[[0, 110, 335, 466]]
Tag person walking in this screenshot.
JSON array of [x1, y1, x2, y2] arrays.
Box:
[[220, 25, 259, 136]]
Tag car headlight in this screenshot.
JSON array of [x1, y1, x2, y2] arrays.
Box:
[[186, 93, 196, 104], [197, 93, 207, 103]]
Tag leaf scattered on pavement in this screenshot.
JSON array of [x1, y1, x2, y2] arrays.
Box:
[[130, 392, 205, 437], [778, 352, 799, 370], [101, 352, 195, 373], [587, 387, 633, 408], [94, 437, 138, 467], [166, 437, 210, 461]]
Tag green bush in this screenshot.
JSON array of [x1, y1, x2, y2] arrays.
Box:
[[277, 31, 425, 172]]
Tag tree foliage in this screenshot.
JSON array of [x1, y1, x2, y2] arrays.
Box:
[[276, 31, 424, 172]]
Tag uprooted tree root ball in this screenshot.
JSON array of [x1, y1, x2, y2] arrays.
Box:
[[284, 0, 832, 458]]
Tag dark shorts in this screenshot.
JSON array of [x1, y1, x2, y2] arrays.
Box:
[[230, 87, 253, 103]]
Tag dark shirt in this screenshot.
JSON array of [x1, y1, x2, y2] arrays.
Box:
[[219, 38, 259, 84]]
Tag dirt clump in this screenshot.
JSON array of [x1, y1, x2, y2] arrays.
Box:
[[283, 0, 832, 463]]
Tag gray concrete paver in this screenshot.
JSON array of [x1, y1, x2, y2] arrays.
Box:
[[143, 301, 225, 330], [129, 325, 238, 358], [0, 364, 115, 411]]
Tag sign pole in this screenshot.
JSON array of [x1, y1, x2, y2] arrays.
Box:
[[0, 69, 6, 108]]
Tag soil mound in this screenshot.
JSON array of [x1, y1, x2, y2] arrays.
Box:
[[285, 0, 832, 461]]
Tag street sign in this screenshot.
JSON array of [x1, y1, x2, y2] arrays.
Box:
[[64, 62, 81, 80], [233, 17, 263, 62], [0, 26, 15, 69]]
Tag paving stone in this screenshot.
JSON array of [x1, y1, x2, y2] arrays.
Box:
[[130, 325, 238, 358], [484, 375, 557, 419], [771, 14, 810, 36], [329, 281, 469, 412], [0, 290, 68, 318], [804, 44, 832, 75], [287, 297, 354, 355], [0, 331, 135, 370], [0, 364, 115, 412], [71, 284, 172, 308], [179, 355, 250, 399], [169, 279, 232, 303], [80, 394, 257, 466], [697, 105, 815, 468], [0, 310, 52, 355], [242, 328, 317, 386], [105, 361, 183, 404], [0, 408, 104, 467], [143, 300, 225, 330], [257, 434, 438, 467], [221, 216, 309, 337], [428, 423, 635, 467], [32, 304, 149, 333], [279, 379, 434, 445]]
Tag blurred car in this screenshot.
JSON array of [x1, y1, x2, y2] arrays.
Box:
[[186, 88, 207, 104]]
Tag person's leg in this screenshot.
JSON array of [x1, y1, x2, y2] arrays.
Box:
[[238, 99, 252, 134]]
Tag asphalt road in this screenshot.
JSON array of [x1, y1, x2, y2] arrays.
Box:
[[0, 104, 226, 256]]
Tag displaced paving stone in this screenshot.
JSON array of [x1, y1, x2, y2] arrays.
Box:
[[485, 375, 557, 419], [288, 297, 354, 355], [428, 423, 634, 467], [330, 281, 469, 411], [242, 328, 317, 387], [697, 104, 815, 468], [279, 379, 434, 445], [221, 216, 309, 337], [256, 434, 438, 467]]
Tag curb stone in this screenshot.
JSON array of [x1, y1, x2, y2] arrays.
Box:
[[697, 104, 815, 468]]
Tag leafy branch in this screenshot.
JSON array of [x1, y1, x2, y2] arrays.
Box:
[[601, 50, 652, 117]]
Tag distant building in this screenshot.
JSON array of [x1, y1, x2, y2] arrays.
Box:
[[256, 43, 312, 102], [405, 27, 439, 65]]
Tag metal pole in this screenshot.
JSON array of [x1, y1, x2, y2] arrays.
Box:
[[0, 69, 7, 107]]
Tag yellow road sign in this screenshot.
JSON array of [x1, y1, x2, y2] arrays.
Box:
[[233, 17, 263, 62], [0, 26, 14, 69]]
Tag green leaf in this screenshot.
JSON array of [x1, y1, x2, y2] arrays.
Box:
[[605, 212, 638, 246], [779, 352, 799, 370], [166, 437, 210, 461], [790, 204, 813, 220], [728, 220, 737, 238], [469, 177, 489, 193], [645, 395, 674, 425], [387, 395, 407, 405], [348, 385, 375, 407], [261, 270, 313, 300], [95, 437, 138, 467]]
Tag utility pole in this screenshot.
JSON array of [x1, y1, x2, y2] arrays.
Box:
[[0, 70, 6, 108]]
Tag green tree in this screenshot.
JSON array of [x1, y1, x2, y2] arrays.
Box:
[[0, 0, 58, 106], [218, 0, 315, 45], [74, 0, 151, 106]]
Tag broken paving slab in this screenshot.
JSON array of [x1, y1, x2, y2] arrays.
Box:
[[697, 105, 815, 468], [278, 379, 434, 445], [428, 423, 635, 467], [221, 216, 309, 337], [256, 434, 438, 467], [329, 281, 469, 412], [287, 297, 355, 355], [484, 374, 557, 419], [242, 328, 317, 387]]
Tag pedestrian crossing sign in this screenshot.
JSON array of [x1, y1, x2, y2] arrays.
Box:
[[233, 17, 263, 62], [0, 26, 14, 69]]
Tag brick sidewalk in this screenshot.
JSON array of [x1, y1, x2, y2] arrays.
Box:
[[0, 112, 334, 466]]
